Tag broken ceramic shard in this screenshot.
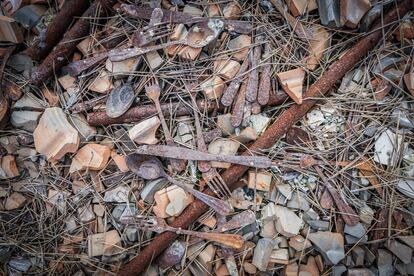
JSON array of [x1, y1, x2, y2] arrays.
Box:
[[104, 185, 129, 203], [0, 155, 19, 179], [253, 238, 276, 271], [88, 70, 113, 93], [5, 192, 26, 210], [248, 170, 272, 191], [374, 129, 407, 166], [316, 0, 343, 27], [340, 0, 371, 29], [106, 57, 141, 75], [276, 68, 305, 104], [87, 230, 122, 257], [165, 185, 193, 217], [207, 138, 240, 168], [200, 76, 225, 100], [106, 83, 135, 118], [227, 35, 251, 61], [128, 116, 160, 144], [33, 107, 80, 161], [69, 144, 111, 173], [397, 179, 414, 198], [306, 26, 330, 71], [286, 0, 318, 16], [214, 58, 241, 80]]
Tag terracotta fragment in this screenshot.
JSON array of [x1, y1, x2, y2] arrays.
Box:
[[33, 107, 80, 161], [88, 70, 113, 94], [286, 0, 318, 16], [69, 144, 111, 173], [1, 155, 19, 179], [128, 116, 161, 144], [277, 68, 305, 104]]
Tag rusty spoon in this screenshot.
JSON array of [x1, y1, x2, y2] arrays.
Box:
[[125, 154, 233, 216]]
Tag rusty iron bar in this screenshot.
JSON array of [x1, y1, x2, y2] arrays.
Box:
[[30, 0, 116, 87], [26, 0, 91, 61], [87, 92, 288, 126], [117, 1, 413, 275]]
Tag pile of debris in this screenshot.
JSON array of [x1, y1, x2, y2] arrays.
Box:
[[0, 0, 413, 275]]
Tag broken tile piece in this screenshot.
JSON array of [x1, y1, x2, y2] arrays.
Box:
[[374, 129, 407, 166], [214, 58, 241, 80], [69, 144, 111, 173], [1, 155, 19, 179], [111, 152, 129, 172], [316, 0, 343, 28], [87, 230, 122, 257], [153, 188, 170, 218], [308, 231, 345, 265], [277, 68, 305, 104], [128, 116, 160, 145], [299, 256, 320, 276], [228, 35, 251, 61], [33, 107, 80, 161], [223, 2, 241, 19], [289, 235, 312, 251], [208, 138, 240, 168], [88, 70, 113, 94], [397, 179, 414, 199], [5, 192, 26, 210], [104, 185, 129, 203], [306, 26, 330, 71], [200, 76, 225, 100], [341, 0, 371, 28], [165, 185, 193, 217], [286, 0, 318, 16], [252, 238, 276, 271], [248, 170, 272, 191]]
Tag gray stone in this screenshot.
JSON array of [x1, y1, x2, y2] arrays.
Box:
[[377, 249, 394, 276], [352, 246, 365, 267], [287, 192, 310, 211], [347, 268, 375, 276], [140, 178, 167, 204], [303, 208, 320, 221], [8, 258, 31, 272], [332, 265, 347, 276], [308, 231, 345, 265], [252, 238, 276, 271], [345, 234, 368, 245], [362, 245, 376, 265], [308, 220, 330, 231], [385, 240, 413, 264], [344, 223, 366, 238], [398, 235, 414, 249], [276, 184, 292, 200], [397, 179, 414, 199], [111, 205, 126, 221]]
